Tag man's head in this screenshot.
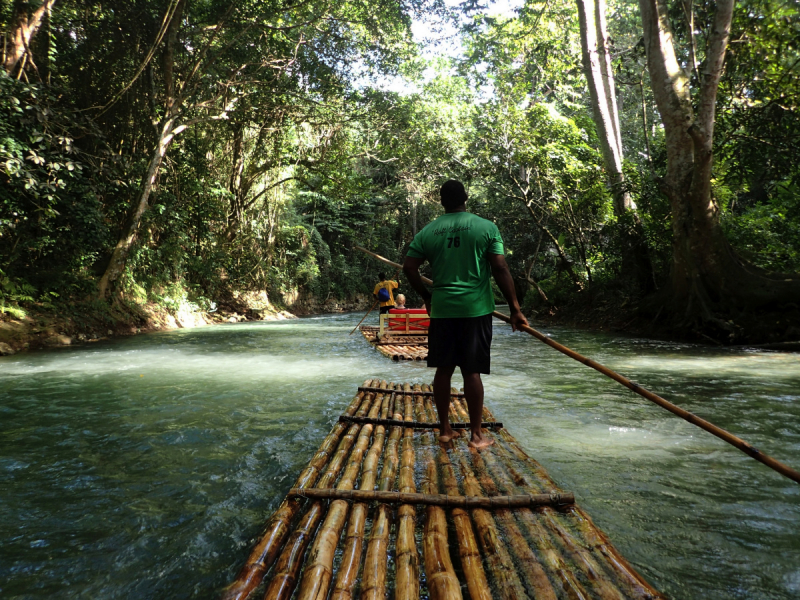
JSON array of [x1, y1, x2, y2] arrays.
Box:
[[440, 180, 467, 211], [379, 272, 386, 281]]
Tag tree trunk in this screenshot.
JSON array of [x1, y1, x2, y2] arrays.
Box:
[[576, 0, 629, 215], [4, 0, 57, 76], [97, 117, 185, 298], [638, 0, 800, 323], [523, 201, 584, 290], [162, 0, 186, 111], [97, 0, 187, 299], [224, 123, 246, 241], [411, 194, 417, 237], [578, 0, 656, 293]]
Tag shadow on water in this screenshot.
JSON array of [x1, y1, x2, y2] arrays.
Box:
[[1, 313, 799, 598]]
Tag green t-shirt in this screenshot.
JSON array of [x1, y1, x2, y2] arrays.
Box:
[[406, 212, 504, 318]]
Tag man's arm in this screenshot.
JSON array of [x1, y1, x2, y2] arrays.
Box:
[[488, 253, 529, 332], [402, 256, 432, 315]]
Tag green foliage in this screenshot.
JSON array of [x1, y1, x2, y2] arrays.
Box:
[[2, 0, 798, 321], [0, 75, 110, 295], [0, 268, 36, 318], [467, 97, 609, 285], [723, 184, 800, 273], [148, 281, 207, 314], [711, 0, 800, 276]]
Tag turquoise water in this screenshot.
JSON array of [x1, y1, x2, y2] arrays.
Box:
[[1, 313, 799, 598]]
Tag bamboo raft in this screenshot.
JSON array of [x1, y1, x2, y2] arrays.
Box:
[[224, 380, 664, 600], [360, 325, 428, 361]]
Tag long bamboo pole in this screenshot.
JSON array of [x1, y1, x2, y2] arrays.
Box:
[[262, 385, 385, 600], [362, 385, 404, 600], [222, 381, 375, 600], [434, 414, 493, 600], [467, 446, 561, 600], [498, 449, 657, 599], [328, 390, 393, 600], [448, 398, 593, 600], [286, 488, 573, 508], [446, 397, 586, 600], [419, 395, 527, 600], [294, 388, 389, 600], [417, 385, 463, 600], [338, 415, 502, 430], [476, 442, 612, 600], [349, 297, 381, 336], [477, 402, 664, 599], [395, 383, 420, 600], [477, 449, 593, 600], [355, 245, 800, 485]]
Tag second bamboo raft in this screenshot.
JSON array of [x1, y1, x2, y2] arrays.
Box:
[[224, 380, 664, 600], [359, 325, 428, 361]]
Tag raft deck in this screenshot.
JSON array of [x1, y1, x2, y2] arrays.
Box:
[[360, 325, 428, 361], [225, 381, 664, 600]]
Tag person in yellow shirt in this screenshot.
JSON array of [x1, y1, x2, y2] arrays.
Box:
[[373, 273, 399, 314]]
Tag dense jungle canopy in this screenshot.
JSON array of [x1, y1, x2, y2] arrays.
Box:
[[1, 0, 799, 342]]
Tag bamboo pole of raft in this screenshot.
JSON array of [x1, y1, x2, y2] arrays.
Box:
[[420, 395, 529, 600], [359, 386, 464, 398], [355, 245, 800, 485], [434, 414, 493, 600], [467, 448, 562, 600], [495, 436, 660, 599], [448, 399, 595, 600], [499, 453, 658, 600], [328, 390, 392, 600], [416, 385, 463, 600], [476, 451, 593, 600], [476, 402, 664, 599], [262, 383, 388, 600], [294, 388, 389, 600], [444, 396, 562, 600], [296, 388, 393, 600], [286, 487, 572, 508], [361, 385, 403, 600], [395, 383, 420, 600], [475, 445, 614, 600], [222, 381, 376, 600], [338, 415, 502, 430]]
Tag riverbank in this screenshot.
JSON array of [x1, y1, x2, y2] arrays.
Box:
[[529, 289, 800, 350], [0, 294, 295, 356], [0, 290, 379, 356]]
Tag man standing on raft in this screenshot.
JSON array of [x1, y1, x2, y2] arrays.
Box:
[[403, 180, 528, 449]]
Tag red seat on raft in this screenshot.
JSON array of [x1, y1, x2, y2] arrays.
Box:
[[385, 308, 429, 332]]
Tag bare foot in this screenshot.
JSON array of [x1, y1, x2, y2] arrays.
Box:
[[468, 435, 495, 450], [439, 429, 461, 443]]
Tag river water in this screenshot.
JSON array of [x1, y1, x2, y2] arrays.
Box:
[[1, 313, 798, 599]]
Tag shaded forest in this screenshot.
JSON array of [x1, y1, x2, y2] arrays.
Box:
[[1, 0, 799, 344]]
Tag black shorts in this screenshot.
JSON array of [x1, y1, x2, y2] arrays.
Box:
[[379, 305, 394, 314], [427, 314, 493, 374]]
